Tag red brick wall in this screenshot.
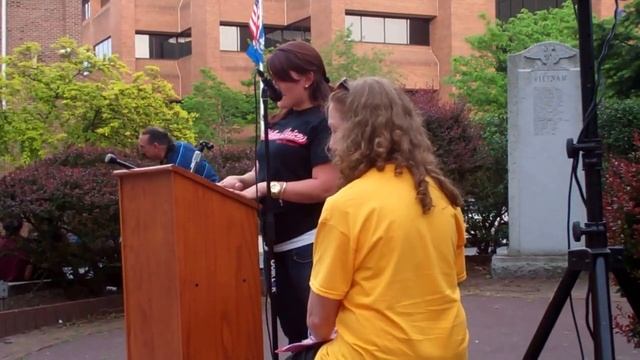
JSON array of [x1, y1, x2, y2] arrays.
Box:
[[6, 0, 81, 62]]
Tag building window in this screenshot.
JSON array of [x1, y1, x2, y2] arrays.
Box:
[[496, 0, 564, 22], [385, 18, 408, 44], [135, 29, 192, 59], [94, 37, 112, 59], [220, 25, 248, 51], [345, 14, 430, 46], [82, 0, 91, 20], [176, 29, 192, 58], [265, 27, 310, 48], [220, 23, 310, 52], [360, 16, 384, 42]]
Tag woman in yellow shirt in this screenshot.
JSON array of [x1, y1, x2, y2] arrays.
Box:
[[305, 77, 468, 359]]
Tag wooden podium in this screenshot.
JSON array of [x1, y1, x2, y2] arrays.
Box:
[[115, 165, 262, 359]]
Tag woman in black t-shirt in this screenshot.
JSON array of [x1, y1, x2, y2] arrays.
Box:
[[219, 41, 339, 343]]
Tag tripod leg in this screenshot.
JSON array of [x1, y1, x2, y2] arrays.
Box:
[[590, 255, 615, 359], [612, 267, 640, 320], [523, 269, 581, 360]]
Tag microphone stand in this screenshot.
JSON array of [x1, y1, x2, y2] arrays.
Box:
[[256, 70, 281, 359], [190, 141, 214, 173]]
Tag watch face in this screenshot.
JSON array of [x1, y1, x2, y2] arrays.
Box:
[[270, 182, 281, 193]]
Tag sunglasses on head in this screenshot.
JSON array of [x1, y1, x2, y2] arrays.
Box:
[[336, 77, 350, 92]]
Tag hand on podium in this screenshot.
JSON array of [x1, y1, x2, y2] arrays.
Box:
[[219, 175, 246, 191], [232, 182, 268, 201]]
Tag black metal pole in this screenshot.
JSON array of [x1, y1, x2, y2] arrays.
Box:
[[575, 1, 614, 358], [591, 255, 615, 359], [260, 85, 279, 359], [575, 0, 607, 249]]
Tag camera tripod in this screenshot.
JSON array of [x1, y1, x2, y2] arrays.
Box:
[[523, 1, 640, 359]]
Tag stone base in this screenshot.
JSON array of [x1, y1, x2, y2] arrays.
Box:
[[491, 255, 567, 278]]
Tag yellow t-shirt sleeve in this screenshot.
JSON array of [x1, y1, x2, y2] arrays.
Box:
[[310, 207, 354, 300], [454, 208, 467, 283]]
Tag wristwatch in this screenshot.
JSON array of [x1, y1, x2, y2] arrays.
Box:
[[270, 181, 287, 200], [270, 181, 283, 198]]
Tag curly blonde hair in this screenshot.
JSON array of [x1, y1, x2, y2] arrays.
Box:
[[329, 77, 463, 212]]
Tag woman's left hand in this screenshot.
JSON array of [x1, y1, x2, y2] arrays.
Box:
[[236, 182, 267, 200]]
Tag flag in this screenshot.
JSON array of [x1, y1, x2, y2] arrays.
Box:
[[246, 0, 264, 65]]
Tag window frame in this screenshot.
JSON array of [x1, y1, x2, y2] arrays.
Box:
[[219, 25, 242, 52], [135, 29, 192, 60], [219, 22, 311, 52], [82, 0, 91, 21], [94, 37, 112, 59], [345, 13, 431, 46]]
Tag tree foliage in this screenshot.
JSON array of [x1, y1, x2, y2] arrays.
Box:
[[449, 2, 578, 116], [320, 29, 397, 83], [595, 0, 640, 98], [180, 68, 256, 144], [600, 97, 640, 156], [0, 38, 195, 167]]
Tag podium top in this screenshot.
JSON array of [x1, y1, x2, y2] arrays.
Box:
[[114, 164, 258, 209]]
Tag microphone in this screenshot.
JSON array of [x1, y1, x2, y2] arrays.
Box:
[[190, 151, 201, 172], [104, 154, 137, 170], [256, 69, 283, 103]]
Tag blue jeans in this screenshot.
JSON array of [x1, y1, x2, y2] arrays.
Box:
[[268, 243, 313, 344]]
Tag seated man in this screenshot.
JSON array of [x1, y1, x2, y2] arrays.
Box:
[[138, 127, 219, 183]]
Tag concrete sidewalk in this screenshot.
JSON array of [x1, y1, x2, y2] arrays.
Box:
[[1, 275, 638, 359]]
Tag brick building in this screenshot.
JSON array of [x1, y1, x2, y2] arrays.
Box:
[[81, 0, 501, 97], [0, 0, 82, 62], [0, 1, 625, 97]]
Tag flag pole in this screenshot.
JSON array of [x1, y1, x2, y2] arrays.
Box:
[[250, 0, 279, 357], [258, 0, 265, 136]]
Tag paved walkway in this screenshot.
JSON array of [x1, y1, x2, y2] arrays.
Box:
[[1, 274, 638, 359]]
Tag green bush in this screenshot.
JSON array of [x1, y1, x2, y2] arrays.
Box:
[[0, 146, 129, 298], [205, 143, 255, 180], [410, 92, 507, 254], [600, 97, 640, 157], [603, 133, 640, 348]]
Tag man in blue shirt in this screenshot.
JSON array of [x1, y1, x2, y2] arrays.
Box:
[[138, 127, 219, 183]]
